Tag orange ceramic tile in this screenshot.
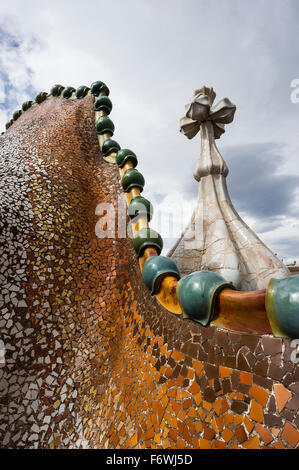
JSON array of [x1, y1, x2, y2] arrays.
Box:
[[273, 384, 292, 413], [160, 420, 166, 431], [219, 366, 232, 378], [200, 439, 213, 449], [271, 428, 281, 438], [192, 437, 200, 449], [131, 433, 138, 448], [172, 350, 184, 362], [273, 441, 285, 449], [221, 397, 229, 414], [230, 440, 238, 449], [204, 425, 216, 440], [168, 388, 177, 398], [249, 400, 263, 423], [242, 436, 261, 449], [179, 423, 192, 445], [211, 417, 219, 434], [171, 400, 181, 416], [205, 411, 213, 424], [168, 429, 177, 443], [145, 440, 153, 448], [188, 407, 197, 418], [186, 418, 195, 435], [244, 416, 254, 434], [183, 398, 193, 410], [203, 401, 212, 411], [281, 422, 299, 448], [233, 415, 243, 426], [215, 440, 226, 449], [235, 393, 244, 401], [188, 381, 201, 395], [164, 412, 172, 426], [214, 398, 222, 416], [197, 408, 207, 420], [176, 389, 182, 401], [225, 413, 234, 426], [222, 428, 234, 443], [195, 421, 203, 433], [144, 427, 154, 440], [177, 375, 184, 387], [162, 439, 170, 448], [176, 438, 186, 449], [216, 416, 224, 433], [192, 360, 204, 375], [168, 379, 176, 388], [181, 389, 191, 399], [235, 425, 247, 444], [161, 395, 168, 409], [249, 384, 269, 407], [170, 416, 177, 428], [255, 424, 274, 445], [240, 371, 253, 386]]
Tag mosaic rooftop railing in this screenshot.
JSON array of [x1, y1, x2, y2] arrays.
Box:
[[4, 80, 299, 341], [1, 83, 299, 450]]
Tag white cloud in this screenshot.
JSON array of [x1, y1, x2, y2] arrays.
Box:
[[0, 109, 8, 130], [0, 0, 298, 258]]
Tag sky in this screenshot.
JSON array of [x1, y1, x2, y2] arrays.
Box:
[[0, 0, 298, 262]]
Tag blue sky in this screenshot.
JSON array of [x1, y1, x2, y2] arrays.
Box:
[[0, 0, 299, 261]]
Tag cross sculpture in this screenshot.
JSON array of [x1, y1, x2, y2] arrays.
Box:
[[168, 86, 289, 291], [180, 86, 236, 181]]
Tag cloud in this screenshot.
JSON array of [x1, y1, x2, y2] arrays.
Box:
[[181, 141, 299, 220], [179, 141, 299, 259], [224, 142, 299, 218], [0, 0, 298, 258], [0, 23, 40, 128]]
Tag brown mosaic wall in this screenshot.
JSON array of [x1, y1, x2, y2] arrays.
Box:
[[0, 94, 298, 449]]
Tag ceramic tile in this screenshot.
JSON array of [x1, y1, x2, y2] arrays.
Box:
[[0, 91, 298, 450]]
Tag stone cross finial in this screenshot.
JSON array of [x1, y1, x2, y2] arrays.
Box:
[[169, 87, 289, 291], [180, 87, 236, 182], [180, 86, 236, 140]]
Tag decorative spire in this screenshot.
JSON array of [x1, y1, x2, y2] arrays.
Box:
[[170, 87, 289, 291], [180, 86, 236, 181], [180, 86, 236, 140]]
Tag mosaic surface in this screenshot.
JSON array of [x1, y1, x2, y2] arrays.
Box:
[[0, 94, 298, 449]]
